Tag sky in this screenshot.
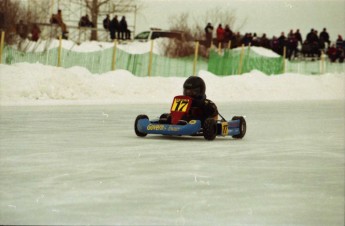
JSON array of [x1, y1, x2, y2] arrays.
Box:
[[135, 0, 345, 42]]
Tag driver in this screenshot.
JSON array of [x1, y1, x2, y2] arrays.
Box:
[[182, 76, 218, 124]]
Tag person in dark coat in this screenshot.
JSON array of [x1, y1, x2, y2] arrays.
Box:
[[294, 29, 303, 45], [320, 28, 330, 49], [103, 14, 110, 30], [204, 22, 214, 48], [277, 32, 286, 55], [109, 15, 119, 40], [120, 16, 130, 40], [16, 20, 28, 39]]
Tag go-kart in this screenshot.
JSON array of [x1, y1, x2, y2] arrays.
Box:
[[134, 95, 246, 140]]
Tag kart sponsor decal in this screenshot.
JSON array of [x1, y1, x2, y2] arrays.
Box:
[[167, 126, 180, 131], [147, 124, 165, 131]]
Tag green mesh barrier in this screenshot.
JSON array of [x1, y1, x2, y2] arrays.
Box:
[[1, 45, 208, 76], [208, 48, 284, 75], [2, 44, 344, 76]]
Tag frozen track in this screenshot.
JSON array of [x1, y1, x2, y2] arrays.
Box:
[[0, 101, 344, 225]]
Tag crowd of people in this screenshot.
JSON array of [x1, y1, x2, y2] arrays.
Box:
[[205, 23, 345, 63], [103, 15, 131, 41]]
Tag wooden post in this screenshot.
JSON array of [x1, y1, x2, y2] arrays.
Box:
[[57, 35, 62, 67], [148, 40, 154, 77], [0, 31, 4, 64], [238, 44, 245, 75], [227, 40, 231, 49], [193, 41, 199, 76], [218, 42, 222, 54], [282, 46, 286, 73], [112, 39, 117, 71], [320, 50, 325, 74]]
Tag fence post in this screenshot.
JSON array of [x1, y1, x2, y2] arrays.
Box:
[[193, 41, 199, 76], [218, 42, 222, 54], [227, 40, 231, 49], [112, 39, 117, 71], [238, 44, 245, 75], [0, 31, 4, 64], [320, 50, 325, 74], [57, 35, 62, 67], [148, 40, 154, 77], [282, 46, 286, 73]]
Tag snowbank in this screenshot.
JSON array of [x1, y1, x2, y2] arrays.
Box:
[[0, 63, 344, 106]]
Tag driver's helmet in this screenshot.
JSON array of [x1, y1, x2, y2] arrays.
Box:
[[183, 76, 206, 99]]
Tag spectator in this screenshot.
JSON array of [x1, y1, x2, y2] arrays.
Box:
[[50, 9, 68, 39], [271, 36, 280, 54], [336, 35, 343, 49], [320, 28, 330, 49], [103, 14, 110, 30], [204, 22, 214, 48], [294, 29, 303, 45], [109, 15, 119, 40], [224, 24, 233, 45], [287, 34, 298, 60], [327, 44, 338, 62], [260, 33, 270, 49], [242, 33, 252, 46], [16, 20, 28, 39], [120, 16, 130, 40], [79, 14, 94, 27], [252, 33, 259, 46], [277, 32, 286, 55], [30, 23, 41, 41], [216, 24, 224, 47]]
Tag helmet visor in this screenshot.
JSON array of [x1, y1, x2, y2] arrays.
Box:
[[183, 88, 200, 97]]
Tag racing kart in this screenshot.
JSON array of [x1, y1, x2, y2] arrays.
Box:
[[134, 95, 246, 141]]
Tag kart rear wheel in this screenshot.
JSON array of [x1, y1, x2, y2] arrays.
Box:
[[232, 116, 246, 139], [203, 118, 217, 141], [135, 115, 148, 137]]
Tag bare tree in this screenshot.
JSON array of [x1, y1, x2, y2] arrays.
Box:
[[81, 0, 139, 40], [166, 7, 247, 57], [0, 0, 40, 44]]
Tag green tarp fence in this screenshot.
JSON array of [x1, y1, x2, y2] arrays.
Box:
[[2, 45, 208, 77], [2, 45, 344, 76], [207, 48, 284, 76]]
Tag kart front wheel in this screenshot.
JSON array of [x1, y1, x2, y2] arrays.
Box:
[[203, 118, 217, 141], [232, 116, 246, 139], [135, 115, 148, 137]]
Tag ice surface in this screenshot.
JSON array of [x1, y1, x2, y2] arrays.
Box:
[[0, 101, 344, 225]]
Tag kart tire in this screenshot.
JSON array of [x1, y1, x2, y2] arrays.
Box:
[[135, 115, 148, 137], [203, 118, 217, 141], [232, 116, 246, 139]]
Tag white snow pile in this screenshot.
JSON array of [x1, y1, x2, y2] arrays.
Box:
[[11, 38, 171, 55], [0, 62, 344, 106]]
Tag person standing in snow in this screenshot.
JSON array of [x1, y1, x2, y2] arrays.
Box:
[[216, 24, 225, 48], [109, 15, 119, 40], [103, 14, 110, 30], [204, 22, 214, 48], [120, 16, 130, 40]]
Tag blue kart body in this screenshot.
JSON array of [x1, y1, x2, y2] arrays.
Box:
[[136, 117, 245, 138]]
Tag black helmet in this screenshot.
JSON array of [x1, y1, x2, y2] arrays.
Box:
[[183, 76, 206, 99]]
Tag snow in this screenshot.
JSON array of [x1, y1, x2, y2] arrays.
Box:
[[1, 39, 344, 106], [0, 62, 344, 106]]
